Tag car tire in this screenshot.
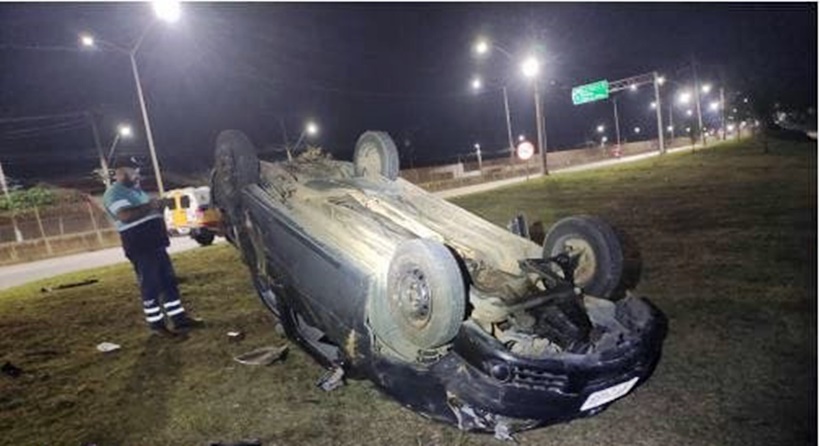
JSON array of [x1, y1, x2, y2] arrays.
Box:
[[193, 230, 215, 246], [353, 131, 400, 181], [370, 239, 466, 357], [212, 130, 260, 222], [543, 215, 630, 300]]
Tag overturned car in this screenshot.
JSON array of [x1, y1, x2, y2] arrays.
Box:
[[210, 129, 666, 437]]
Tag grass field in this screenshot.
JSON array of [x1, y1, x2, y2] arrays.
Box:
[[0, 138, 815, 445]]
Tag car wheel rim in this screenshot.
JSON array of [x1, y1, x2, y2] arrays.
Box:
[[557, 237, 596, 285], [359, 144, 382, 177], [395, 267, 432, 329]]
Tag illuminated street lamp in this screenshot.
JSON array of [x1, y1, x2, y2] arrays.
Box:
[[474, 39, 489, 55], [80, 0, 182, 195], [471, 77, 482, 91], [80, 34, 95, 47], [596, 125, 605, 133], [667, 125, 674, 133], [629, 84, 638, 92], [701, 84, 712, 94], [709, 101, 720, 111], [656, 76, 666, 85], [104, 123, 134, 179], [518, 134, 526, 142], [678, 91, 692, 104], [634, 127, 641, 134], [650, 101, 657, 109], [686, 109, 693, 117]]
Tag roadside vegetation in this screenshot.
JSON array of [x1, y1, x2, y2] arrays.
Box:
[[0, 137, 815, 445]]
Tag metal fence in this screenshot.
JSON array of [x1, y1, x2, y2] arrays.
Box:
[[0, 197, 118, 264]]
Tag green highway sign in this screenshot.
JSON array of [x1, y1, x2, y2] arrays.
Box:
[[572, 80, 610, 105]]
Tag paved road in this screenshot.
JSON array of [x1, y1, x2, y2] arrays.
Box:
[[1, 144, 697, 291], [0, 237, 211, 291]]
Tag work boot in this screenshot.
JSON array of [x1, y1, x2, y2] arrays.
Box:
[[173, 315, 205, 331], [150, 325, 179, 338]]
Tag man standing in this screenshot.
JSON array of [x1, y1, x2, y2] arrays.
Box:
[[103, 157, 202, 335]]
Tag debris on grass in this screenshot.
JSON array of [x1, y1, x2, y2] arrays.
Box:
[[316, 366, 345, 392], [227, 331, 245, 343], [40, 278, 99, 293], [233, 345, 288, 365], [95, 342, 121, 353], [2, 361, 22, 378]]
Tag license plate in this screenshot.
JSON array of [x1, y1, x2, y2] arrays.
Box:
[[580, 377, 639, 411]]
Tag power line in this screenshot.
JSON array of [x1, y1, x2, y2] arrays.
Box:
[[0, 110, 88, 124]]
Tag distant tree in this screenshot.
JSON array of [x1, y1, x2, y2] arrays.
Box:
[[0, 186, 56, 211]]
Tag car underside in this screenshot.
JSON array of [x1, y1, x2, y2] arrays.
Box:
[[211, 129, 667, 438]]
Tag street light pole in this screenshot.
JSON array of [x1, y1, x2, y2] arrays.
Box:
[[502, 86, 514, 161], [533, 80, 547, 175], [668, 102, 675, 140], [692, 57, 705, 147], [613, 96, 622, 152], [88, 113, 111, 187], [653, 72, 665, 154], [129, 51, 164, 195], [720, 86, 726, 141]]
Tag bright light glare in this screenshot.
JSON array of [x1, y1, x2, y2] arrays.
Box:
[[727, 124, 735, 132], [80, 34, 95, 47], [629, 84, 638, 92], [686, 127, 692, 132], [601, 136, 608, 143], [709, 101, 720, 111], [596, 125, 605, 133], [475, 40, 489, 55], [518, 134, 526, 142], [650, 101, 657, 109], [474, 143, 481, 150], [686, 109, 693, 117], [634, 127, 641, 134], [306, 122, 319, 136], [521, 56, 540, 78], [701, 84, 712, 94], [153, 0, 181, 23], [471, 77, 482, 90], [656, 76, 666, 85], [666, 125, 673, 132], [118, 125, 132, 137], [678, 92, 692, 104]]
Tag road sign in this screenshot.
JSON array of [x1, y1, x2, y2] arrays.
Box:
[[517, 141, 535, 160], [572, 80, 609, 105]]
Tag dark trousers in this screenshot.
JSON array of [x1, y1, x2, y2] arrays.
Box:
[[129, 248, 187, 328]]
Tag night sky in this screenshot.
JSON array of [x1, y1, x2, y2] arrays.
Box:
[[0, 2, 816, 186]]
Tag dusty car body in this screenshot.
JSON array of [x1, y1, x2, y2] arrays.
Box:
[[211, 129, 666, 437]]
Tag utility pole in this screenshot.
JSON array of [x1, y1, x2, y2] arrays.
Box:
[[668, 102, 675, 140], [502, 86, 515, 162], [534, 81, 548, 175], [88, 113, 111, 187], [692, 56, 706, 147], [474, 144, 483, 170], [653, 71, 665, 154], [0, 159, 23, 242], [613, 97, 622, 152], [720, 86, 727, 141]]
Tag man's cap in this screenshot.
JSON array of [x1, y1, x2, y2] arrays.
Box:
[[111, 156, 141, 169]]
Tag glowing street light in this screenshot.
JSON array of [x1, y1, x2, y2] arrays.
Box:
[[596, 125, 605, 133], [686, 109, 693, 117], [471, 77, 482, 90], [667, 125, 674, 132], [678, 91, 692, 104], [521, 56, 540, 78], [650, 101, 657, 109], [656, 76, 666, 85], [305, 121, 319, 136], [709, 101, 720, 111], [118, 124, 133, 138], [701, 84, 712, 94], [634, 127, 641, 134], [601, 136, 608, 144], [80, 34, 95, 47], [518, 134, 526, 142], [475, 39, 489, 55], [153, 0, 181, 23]]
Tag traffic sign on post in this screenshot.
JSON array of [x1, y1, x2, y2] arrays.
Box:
[[572, 80, 610, 105]]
